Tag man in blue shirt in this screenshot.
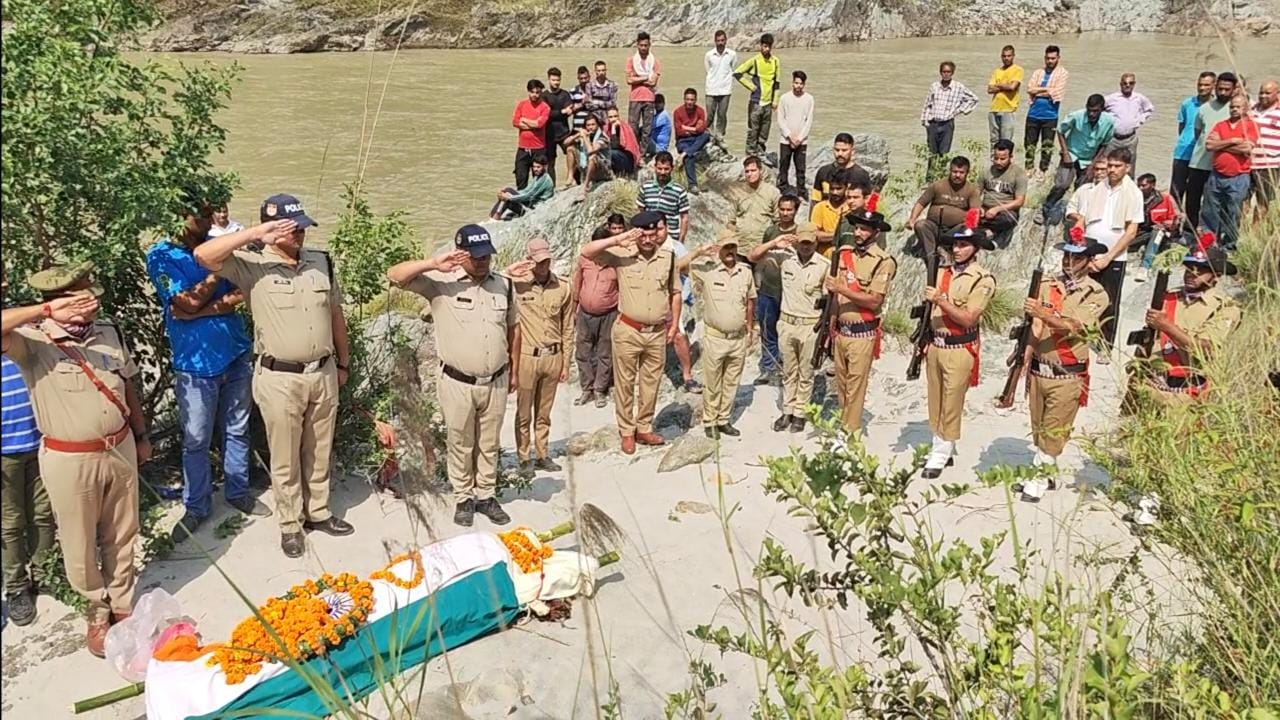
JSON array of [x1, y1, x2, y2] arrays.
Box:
[[1171, 71, 1216, 205], [651, 93, 673, 156], [147, 194, 270, 545], [1042, 94, 1115, 218], [1, 277, 53, 627]]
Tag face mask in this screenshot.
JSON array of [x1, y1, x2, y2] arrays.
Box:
[[57, 320, 94, 340]]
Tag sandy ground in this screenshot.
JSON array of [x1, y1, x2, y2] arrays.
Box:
[[1, 264, 1189, 719]]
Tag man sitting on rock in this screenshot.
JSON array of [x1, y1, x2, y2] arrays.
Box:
[[491, 153, 554, 221], [905, 155, 981, 265], [976, 138, 1028, 246], [673, 88, 711, 194], [583, 107, 642, 198]]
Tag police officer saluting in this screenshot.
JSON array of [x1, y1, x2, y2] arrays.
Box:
[[2, 263, 151, 657], [1016, 232, 1107, 501], [921, 223, 997, 479], [823, 199, 896, 434], [580, 211, 680, 455], [679, 231, 757, 439], [195, 195, 355, 558], [387, 225, 519, 526], [505, 238, 574, 479], [747, 224, 829, 433]]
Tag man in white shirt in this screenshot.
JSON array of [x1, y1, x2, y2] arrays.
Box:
[[776, 70, 814, 197], [1066, 148, 1143, 358], [207, 203, 245, 239], [703, 30, 737, 140]]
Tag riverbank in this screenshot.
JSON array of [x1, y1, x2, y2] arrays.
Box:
[[151, 0, 1276, 53]]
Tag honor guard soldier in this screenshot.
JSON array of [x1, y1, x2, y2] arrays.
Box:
[[2, 262, 152, 657], [823, 196, 896, 433], [195, 195, 355, 558], [922, 223, 997, 478], [1126, 234, 1240, 409], [580, 211, 681, 455], [505, 238, 574, 478], [388, 225, 519, 527], [1016, 234, 1108, 501], [679, 231, 757, 439], [747, 224, 829, 433]]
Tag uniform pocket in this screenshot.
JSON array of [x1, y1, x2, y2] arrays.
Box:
[[51, 362, 86, 392], [268, 283, 296, 308]]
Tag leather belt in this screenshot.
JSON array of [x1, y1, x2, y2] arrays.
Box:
[[260, 355, 330, 374], [618, 314, 665, 333], [1113, 131, 1136, 139], [43, 425, 130, 454], [779, 312, 818, 326], [441, 362, 507, 386], [836, 318, 880, 337], [1030, 358, 1088, 378], [704, 326, 746, 340], [524, 344, 561, 357], [1152, 373, 1207, 393], [930, 330, 979, 347]]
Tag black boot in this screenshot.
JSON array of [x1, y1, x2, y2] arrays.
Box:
[[772, 414, 792, 432]]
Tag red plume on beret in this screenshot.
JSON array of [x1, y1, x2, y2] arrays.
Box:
[[865, 192, 880, 214], [1197, 231, 1216, 254], [1069, 226, 1085, 243], [964, 208, 980, 231]]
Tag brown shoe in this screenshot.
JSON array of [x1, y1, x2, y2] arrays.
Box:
[[635, 431, 666, 446], [110, 610, 131, 625], [87, 619, 110, 658], [620, 435, 636, 455]]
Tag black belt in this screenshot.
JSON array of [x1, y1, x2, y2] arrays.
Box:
[[931, 330, 978, 346], [525, 344, 561, 357], [1161, 373, 1206, 390], [441, 363, 508, 386], [1031, 358, 1088, 377], [927, 118, 954, 124], [836, 318, 880, 336], [1113, 131, 1136, 139], [260, 355, 330, 373]]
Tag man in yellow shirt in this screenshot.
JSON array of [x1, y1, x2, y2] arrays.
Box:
[[987, 45, 1024, 155], [812, 174, 870, 256]]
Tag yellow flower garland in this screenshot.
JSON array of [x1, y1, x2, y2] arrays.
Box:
[[207, 572, 375, 685], [498, 528, 553, 574], [369, 550, 425, 590]]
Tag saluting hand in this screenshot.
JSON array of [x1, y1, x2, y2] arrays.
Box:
[[506, 259, 537, 277], [773, 234, 795, 250], [260, 219, 299, 245], [435, 250, 470, 273], [615, 229, 641, 248], [47, 294, 100, 324]]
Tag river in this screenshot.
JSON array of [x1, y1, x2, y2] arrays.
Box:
[[190, 34, 1275, 248]]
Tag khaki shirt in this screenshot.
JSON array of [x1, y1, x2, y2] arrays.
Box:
[[690, 259, 756, 335], [5, 320, 138, 443], [511, 274, 574, 352], [730, 182, 782, 251], [593, 246, 678, 325], [833, 244, 897, 323], [406, 269, 517, 377], [930, 261, 996, 335], [766, 249, 829, 319], [217, 247, 342, 363], [1164, 286, 1241, 370], [1031, 276, 1106, 362]]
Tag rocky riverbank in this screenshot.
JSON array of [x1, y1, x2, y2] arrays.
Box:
[[150, 0, 1275, 53]]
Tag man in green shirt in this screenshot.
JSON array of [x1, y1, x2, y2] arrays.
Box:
[[734, 33, 781, 157], [491, 154, 554, 220], [1184, 71, 1238, 229]]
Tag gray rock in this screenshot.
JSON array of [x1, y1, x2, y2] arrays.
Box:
[[653, 400, 697, 431], [672, 499, 715, 514], [565, 426, 619, 457], [806, 134, 892, 191], [657, 435, 718, 473]]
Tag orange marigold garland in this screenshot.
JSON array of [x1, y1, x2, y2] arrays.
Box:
[[498, 528, 554, 574], [207, 572, 375, 685], [369, 550, 425, 590]]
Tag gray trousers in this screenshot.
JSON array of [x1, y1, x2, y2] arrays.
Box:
[[629, 101, 655, 158], [988, 112, 1016, 151], [706, 95, 731, 139], [575, 308, 617, 393], [746, 100, 772, 156], [1108, 133, 1140, 176]]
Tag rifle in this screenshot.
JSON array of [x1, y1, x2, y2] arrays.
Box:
[[995, 224, 1053, 408], [906, 247, 939, 381], [1124, 227, 1171, 360], [811, 224, 844, 369]]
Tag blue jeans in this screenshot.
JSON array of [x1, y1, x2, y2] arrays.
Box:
[[1202, 172, 1251, 249], [676, 133, 711, 188], [757, 294, 781, 373], [177, 353, 252, 518]]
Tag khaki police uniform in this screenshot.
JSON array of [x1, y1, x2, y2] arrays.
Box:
[[217, 247, 342, 535], [690, 258, 756, 427], [1028, 276, 1106, 456], [6, 320, 139, 622], [766, 246, 829, 417], [406, 269, 517, 500], [512, 273, 573, 461], [595, 246, 679, 437], [926, 261, 996, 442], [831, 244, 897, 432], [1131, 286, 1240, 409]]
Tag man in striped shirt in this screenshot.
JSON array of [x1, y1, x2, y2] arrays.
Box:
[[1252, 79, 1280, 213], [637, 151, 691, 244], [2, 344, 52, 627]]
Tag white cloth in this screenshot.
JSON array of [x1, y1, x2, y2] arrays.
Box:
[[631, 51, 657, 82], [777, 92, 814, 145], [206, 220, 244, 239], [1074, 178, 1143, 251], [704, 48, 738, 96]]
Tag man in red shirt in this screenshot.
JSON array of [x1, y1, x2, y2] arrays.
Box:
[[512, 78, 551, 189], [673, 88, 710, 193], [1203, 94, 1259, 250], [1132, 173, 1180, 282]]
